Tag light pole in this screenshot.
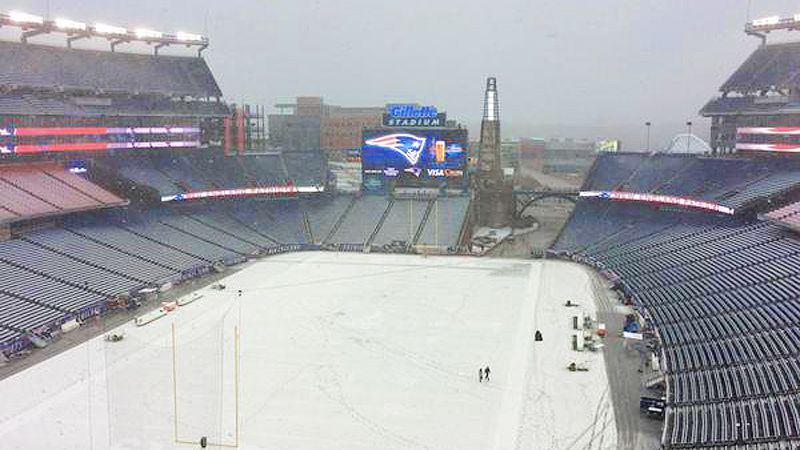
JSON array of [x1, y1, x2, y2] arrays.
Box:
[[686, 121, 693, 152], [645, 121, 651, 152]]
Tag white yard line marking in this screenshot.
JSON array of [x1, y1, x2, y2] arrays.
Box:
[[491, 262, 541, 450]]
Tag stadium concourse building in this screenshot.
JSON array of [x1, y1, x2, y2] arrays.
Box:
[[702, 40, 800, 155]]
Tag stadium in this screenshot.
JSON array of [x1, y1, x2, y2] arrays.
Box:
[[0, 7, 800, 450]]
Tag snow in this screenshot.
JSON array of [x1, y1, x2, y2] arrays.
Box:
[[0, 252, 616, 449]]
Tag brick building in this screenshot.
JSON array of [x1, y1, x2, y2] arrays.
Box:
[[269, 97, 382, 152]]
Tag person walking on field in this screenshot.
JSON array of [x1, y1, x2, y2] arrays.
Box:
[[478, 367, 484, 383], [484, 365, 491, 382]]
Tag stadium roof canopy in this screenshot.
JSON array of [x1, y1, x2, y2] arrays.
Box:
[[0, 41, 222, 98], [719, 42, 800, 94]]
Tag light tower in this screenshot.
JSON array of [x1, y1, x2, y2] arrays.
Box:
[[477, 77, 513, 228], [479, 77, 502, 177]]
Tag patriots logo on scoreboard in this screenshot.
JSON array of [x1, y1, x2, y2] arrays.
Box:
[[365, 134, 426, 166], [404, 167, 422, 177]]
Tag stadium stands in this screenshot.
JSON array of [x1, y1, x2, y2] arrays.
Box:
[[283, 151, 327, 186], [240, 154, 288, 185], [582, 153, 644, 191], [123, 218, 244, 265], [305, 196, 355, 244], [701, 95, 800, 116], [3, 169, 96, 210], [701, 41, 800, 153], [0, 162, 126, 223], [717, 170, 800, 210], [584, 153, 800, 212], [0, 178, 55, 217], [623, 155, 695, 192], [553, 153, 800, 449], [41, 166, 125, 204], [25, 228, 178, 284], [329, 196, 391, 245], [0, 292, 62, 338], [0, 260, 105, 315], [371, 199, 428, 247], [653, 157, 767, 198], [102, 152, 323, 199], [0, 33, 247, 353], [0, 24, 473, 386], [158, 214, 261, 255], [188, 210, 278, 249], [109, 157, 183, 195], [0, 238, 141, 296], [719, 42, 800, 94], [67, 222, 207, 274], [224, 199, 306, 244], [417, 196, 470, 249], [0, 93, 228, 117], [762, 201, 800, 232], [0, 41, 221, 97], [0, 194, 471, 349], [184, 153, 291, 188]]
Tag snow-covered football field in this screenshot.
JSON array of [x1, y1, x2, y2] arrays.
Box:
[[0, 252, 615, 449]]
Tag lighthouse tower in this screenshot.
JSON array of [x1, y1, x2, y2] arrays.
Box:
[[479, 78, 502, 178], [477, 77, 513, 227]]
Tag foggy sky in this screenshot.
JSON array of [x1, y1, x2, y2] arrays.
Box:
[[7, 0, 800, 149]]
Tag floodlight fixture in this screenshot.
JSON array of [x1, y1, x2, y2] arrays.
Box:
[[9, 11, 43, 25], [55, 18, 87, 31], [94, 23, 127, 35], [752, 16, 781, 27], [1, 10, 209, 55], [176, 31, 203, 42], [135, 28, 162, 39]]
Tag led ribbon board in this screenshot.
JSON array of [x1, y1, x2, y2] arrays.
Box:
[[736, 143, 800, 153], [2, 127, 200, 136], [0, 126, 201, 154], [737, 127, 800, 135], [5, 141, 200, 154], [736, 128, 800, 153], [161, 185, 325, 202], [579, 191, 735, 215]]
